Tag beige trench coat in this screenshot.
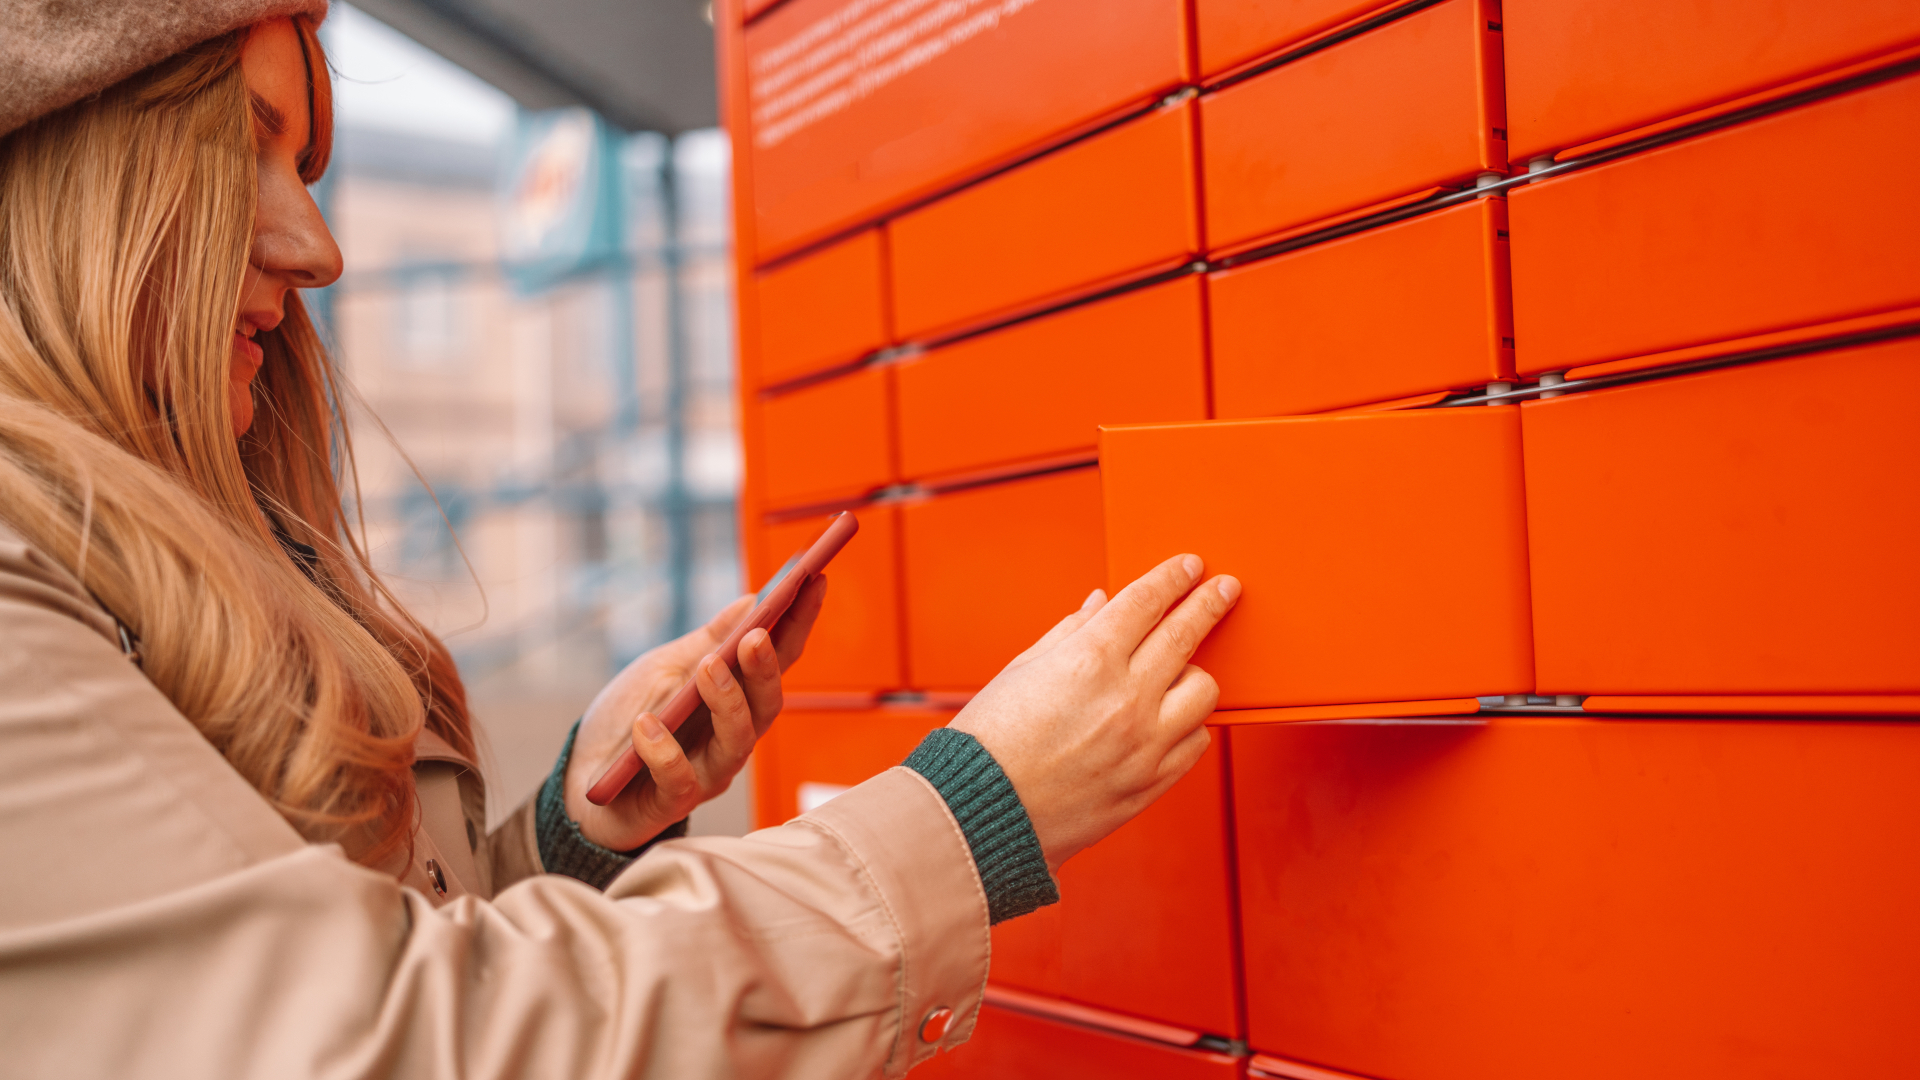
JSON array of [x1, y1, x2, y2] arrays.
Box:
[[0, 523, 991, 1078]]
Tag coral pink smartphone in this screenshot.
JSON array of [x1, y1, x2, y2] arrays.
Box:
[[585, 511, 859, 806]]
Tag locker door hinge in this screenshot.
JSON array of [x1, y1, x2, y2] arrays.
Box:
[[871, 483, 928, 503], [1193, 1035, 1250, 1055], [872, 343, 923, 364]]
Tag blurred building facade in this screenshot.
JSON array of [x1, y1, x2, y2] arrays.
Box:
[[313, 10, 744, 827]]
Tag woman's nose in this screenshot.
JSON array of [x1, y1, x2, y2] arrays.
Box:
[[253, 166, 343, 290]]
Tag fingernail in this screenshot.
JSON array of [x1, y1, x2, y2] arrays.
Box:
[[1217, 575, 1242, 604], [1181, 554, 1203, 582], [1082, 588, 1106, 611], [635, 712, 668, 742], [707, 656, 735, 690]]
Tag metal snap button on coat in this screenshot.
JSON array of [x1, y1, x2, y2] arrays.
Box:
[[425, 858, 448, 896], [918, 1007, 953, 1043]]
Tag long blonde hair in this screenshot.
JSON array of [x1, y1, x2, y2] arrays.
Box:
[[0, 22, 474, 867]]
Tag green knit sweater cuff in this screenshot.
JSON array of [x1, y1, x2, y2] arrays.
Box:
[[535, 721, 687, 890], [903, 728, 1059, 924]]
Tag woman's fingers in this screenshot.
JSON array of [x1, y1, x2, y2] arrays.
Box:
[[1008, 588, 1108, 668], [1131, 575, 1241, 686], [1157, 663, 1222, 740], [1122, 715, 1213, 824], [1155, 723, 1213, 792], [769, 574, 828, 670], [705, 592, 755, 636], [1085, 555, 1205, 656], [629, 711, 702, 817], [694, 650, 759, 772], [736, 627, 784, 735], [648, 593, 754, 679], [691, 594, 754, 654]]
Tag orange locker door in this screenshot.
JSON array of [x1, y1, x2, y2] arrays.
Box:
[[1200, 0, 1505, 252], [750, 707, 951, 829], [899, 468, 1105, 692], [1232, 716, 1920, 1079], [753, 229, 889, 388], [987, 738, 1240, 1037], [1054, 736, 1239, 1034], [1102, 408, 1533, 709], [752, 507, 905, 693], [984, 901, 1064, 1007], [1523, 340, 1920, 696], [1196, 0, 1411, 79], [757, 365, 894, 510], [1505, 0, 1920, 163], [1508, 70, 1920, 376], [896, 276, 1209, 483], [914, 1003, 1242, 1080], [887, 103, 1200, 341], [744, 0, 1188, 260], [1210, 199, 1513, 418]]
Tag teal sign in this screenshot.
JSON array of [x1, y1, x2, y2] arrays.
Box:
[[499, 107, 623, 294]]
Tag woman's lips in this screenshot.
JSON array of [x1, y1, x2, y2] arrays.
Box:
[[232, 330, 265, 375]]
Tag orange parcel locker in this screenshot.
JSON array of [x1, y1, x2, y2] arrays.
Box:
[[1505, 0, 1920, 163], [750, 707, 951, 829], [758, 365, 895, 509], [1523, 340, 1920, 696], [1052, 736, 1239, 1034], [754, 229, 889, 388], [1232, 716, 1920, 1079], [899, 468, 1105, 692], [744, 0, 1188, 260], [888, 103, 1201, 341], [1210, 198, 1513, 418], [1196, 0, 1410, 78], [984, 740, 1239, 1035], [735, 387, 774, 573], [896, 276, 1209, 482], [753, 506, 904, 693], [1200, 0, 1506, 253], [1103, 408, 1533, 709], [1508, 71, 1920, 376], [914, 1004, 1242, 1080], [984, 901, 1064, 1006]]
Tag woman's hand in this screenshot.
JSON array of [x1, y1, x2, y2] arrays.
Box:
[[949, 555, 1240, 873], [564, 576, 828, 851]]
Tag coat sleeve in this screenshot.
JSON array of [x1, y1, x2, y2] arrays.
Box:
[[483, 792, 546, 893], [0, 543, 992, 1080]]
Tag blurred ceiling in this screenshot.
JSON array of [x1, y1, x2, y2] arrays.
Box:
[[350, 0, 718, 134]]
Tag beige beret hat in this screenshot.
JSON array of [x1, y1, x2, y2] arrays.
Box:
[[0, 0, 330, 139]]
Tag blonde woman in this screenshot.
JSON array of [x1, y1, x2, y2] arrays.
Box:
[[0, 3, 1241, 1076]]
